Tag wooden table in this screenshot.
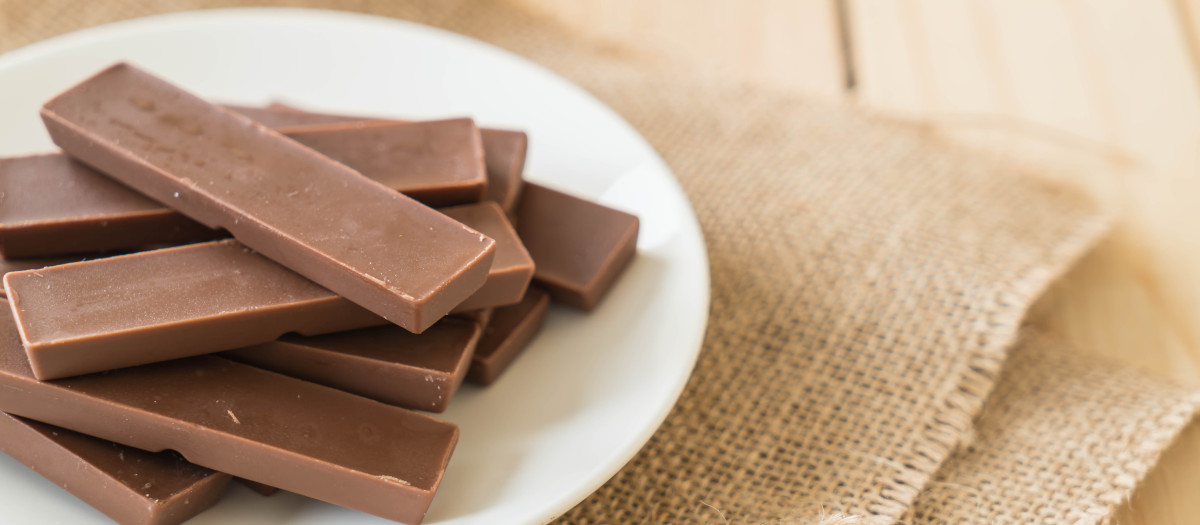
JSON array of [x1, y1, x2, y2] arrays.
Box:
[[513, 1, 1200, 523]]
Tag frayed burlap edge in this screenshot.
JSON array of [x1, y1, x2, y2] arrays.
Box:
[[909, 331, 1200, 524]]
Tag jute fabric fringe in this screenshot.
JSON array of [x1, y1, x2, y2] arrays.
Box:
[[908, 333, 1200, 524], [1, 1, 1195, 523]]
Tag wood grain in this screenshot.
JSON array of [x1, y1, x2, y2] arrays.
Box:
[[515, 1, 1200, 523], [513, 0, 846, 98]]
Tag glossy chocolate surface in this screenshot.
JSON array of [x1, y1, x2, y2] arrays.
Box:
[[241, 104, 528, 215], [0, 254, 93, 298], [479, 128, 527, 216], [6, 202, 530, 379], [6, 240, 378, 380], [1, 119, 488, 258], [0, 412, 230, 525], [222, 105, 354, 128], [279, 118, 486, 207], [225, 317, 480, 412], [41, 63, 495, 332], [441, 202, 534, 311], [515, 183, 639, 310], [0, 153, 217, 257], [468, 287, 550, 386], [236, 477, 280, 497], [0, 301, 457, 524]]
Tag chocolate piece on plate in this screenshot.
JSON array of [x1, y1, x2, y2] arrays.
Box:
[[42, 63, 495, 333], [441, 202, 533, 311], [281, 118, 487, 207], [515, 183, 638, 310], [468, 287, 551, 386], [224, 317, 481, 413], [0, 254, 95, 297], [6, 201, 529, 380], [0, 153, 218, 257], [245, 104, 529, 216], [0, 299, 458, 524], [236, 477, 279, 497], [0, 411, 230, 525]]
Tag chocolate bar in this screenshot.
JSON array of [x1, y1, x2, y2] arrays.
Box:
[[236, 477, 280, 497], [41, 63, 495, 332], [441, 202, 534, 311], [224, 317, 480, 412], [0, 254, 91, 297], [221, 104, 354, 128], [1, 119, 487, 258], [237, 104, 529, 216], [479, 128, 528, 217], [6, 202, 529, 380], [0, 300, 457, 524], [468, 287, 550, 386], [6, 240, 376, 380], [0, 412, 230, 525], [275, 118, 486, 207], [516, 183, 639, 310], [456, 307, 494, 329], [0, 153, 217, 257]]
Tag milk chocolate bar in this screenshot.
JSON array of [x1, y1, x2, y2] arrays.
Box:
[[237, 104, 529, 216], [468, 287, 550, 386], [6, 203, 529, 379], [0, 153, 218, 257], [224, 317, 480, 412], [0, 300, 457, 524], [516, 183, 639, 310], [284, 119, 486, 207], [6, 240, 377, 380], [0, 254, 92, 298], [236, 477, 280, 497], [456, 307, 495, 329], [222, 104, 354, 128], [479, 127, 528, 216], [441, 202, 534, 311], [41, 63, 495, 332], [0, 412, 230, 525], [1, 119, 486, 257]]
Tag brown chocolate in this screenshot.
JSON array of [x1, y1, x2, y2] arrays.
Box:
[[441, 202, 534, 311], [455, 307, 495, 330], [221, 104, 355, 128], [1, 119, 488, 258], [0, 254, 93, 298], [0, 300, 458, 524], [41, 63, 495, 333], [284, 119, 486, 207], [6, 202, 528, 379], [0, 412, 230, 525], [236, 477, 280, 497], [516, 183, 639, 310], [0, 153, 218, 257], [0, 111, 522, 260], [468, 287, 550, 386], [479, 128, 528, 216], [6, 240, 378, 380], [243, 104, 529, 216], [224, 317, 480, 412]]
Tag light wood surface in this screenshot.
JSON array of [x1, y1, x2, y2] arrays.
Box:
[[514, 1, 1200, 523]]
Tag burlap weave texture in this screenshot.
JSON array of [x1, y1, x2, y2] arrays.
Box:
[[909, 333, 1200, 524], [1, 1, 1196, 524]]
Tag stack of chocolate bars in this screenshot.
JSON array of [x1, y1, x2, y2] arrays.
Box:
[[0, 63, 639, 524]]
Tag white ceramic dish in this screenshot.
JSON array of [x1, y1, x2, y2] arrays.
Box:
[[0, 8, 708, 524]]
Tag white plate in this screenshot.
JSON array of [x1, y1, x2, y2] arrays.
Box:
[[0, 7, 708, 525]]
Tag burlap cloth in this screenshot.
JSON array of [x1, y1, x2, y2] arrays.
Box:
[[3, 2, 1198, 524]]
